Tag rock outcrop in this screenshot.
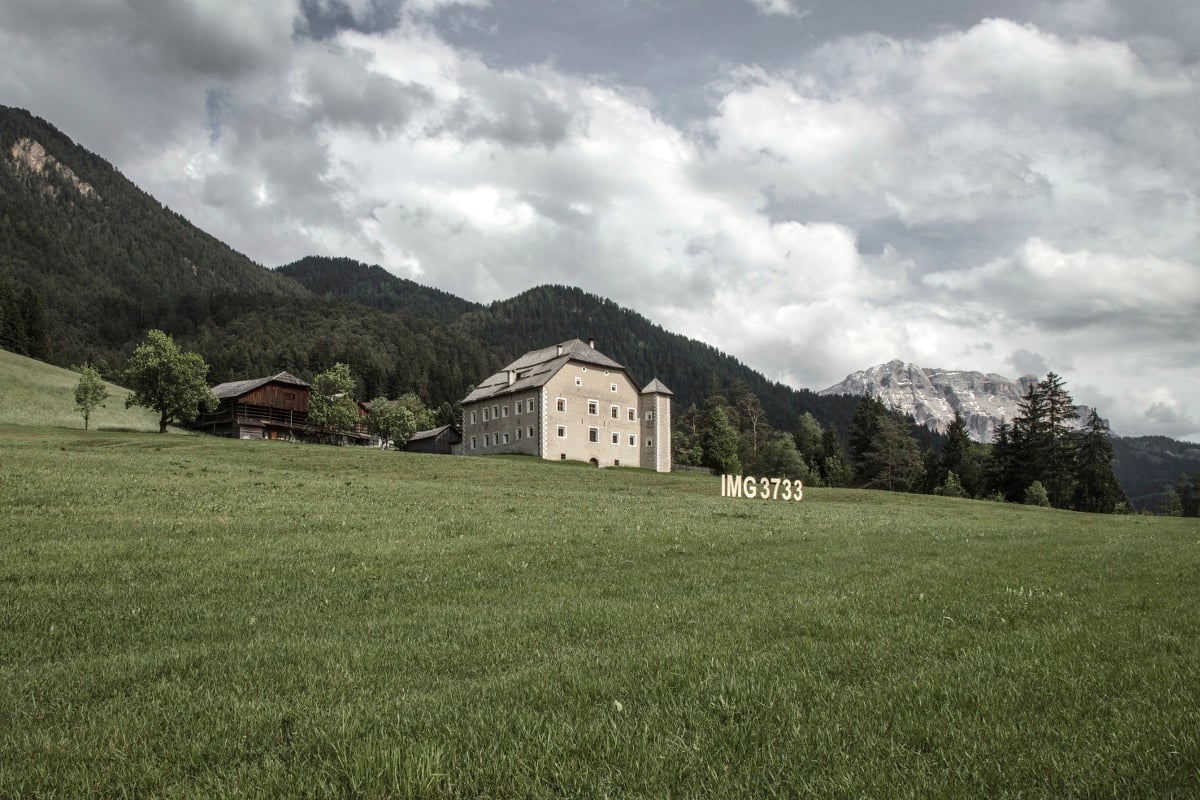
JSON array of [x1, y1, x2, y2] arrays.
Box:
[[8, 137, 100, 200]]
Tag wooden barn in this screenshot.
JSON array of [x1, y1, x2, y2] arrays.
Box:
[[406, 424, 462, 455], [198, 372, 311, 440]]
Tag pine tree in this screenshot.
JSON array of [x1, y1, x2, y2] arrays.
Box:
[[1072, 410, 1128, 513], [862, 412, 925, 492], [848, 394, 887, 479]]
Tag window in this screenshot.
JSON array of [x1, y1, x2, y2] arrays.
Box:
[[628, 409, 635, 421], [557, 425, 567, 438], [515, 402, 521, 416], [646, 438, 653, 448], [560, 453, 567, 460], [501, 405, 508, 418], [575, 377, 582, 387], [483, 407, 490, 422], [611, 432, 620, 444], [610, 405, 619, 419], [527, 426, 534, 438], [492, 405, 499, 419], [527, 399, 536, 413], [629, 434, 636, 446], [503, 433, 510, 444], [610, 383, 618, 393], [614, 459, 620, 467], [556, 397, 566, 412], [646, 411, 654, 422], [516, 428, 522, 440], [588, 428, 599, 443], [470, 410, 477, 424], [587, 400, 598, 416], [470, 436, 477, 450]]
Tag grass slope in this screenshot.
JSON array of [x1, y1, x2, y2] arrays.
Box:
[[0, 348, 162, 432], [1, 427, 1198, 798]]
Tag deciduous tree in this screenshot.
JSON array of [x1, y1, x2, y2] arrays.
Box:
[[306, 362, 359, 443], [73, 364, 109, 431], [123, 330, 216, 433]]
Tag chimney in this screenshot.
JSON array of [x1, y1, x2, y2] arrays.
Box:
[[557, 344, 563, 356], [507, 370, 516, 386], [588, 338, 595, 349]]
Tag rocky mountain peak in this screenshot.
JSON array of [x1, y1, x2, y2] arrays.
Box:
[[819, 362, 1047, 443]]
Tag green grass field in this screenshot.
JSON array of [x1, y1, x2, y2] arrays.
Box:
[[1, 423, 1198, 798], [0, 348, 163, 432]]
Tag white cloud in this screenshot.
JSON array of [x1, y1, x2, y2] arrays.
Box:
[[744, 0, 809, 18]]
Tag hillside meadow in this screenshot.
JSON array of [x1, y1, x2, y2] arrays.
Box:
[[1, 425, 1198, 798], [0, 348, 162, 432]]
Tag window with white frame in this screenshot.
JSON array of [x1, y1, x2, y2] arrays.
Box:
[[627, 409, 635, 421], [610, 383, 618, 393], [556, 397, 566, 412], [589, 427, 599, 443], [629, 434, 636, 446], [483, 407, 490, 422], [503, 433, 510, 444], [557, 425, 567, 438], [587, 400, 598, 415], [470, 410, 477, 424], [575, 377, 582, 387], [470, 436, 477, 450], [646, 411, 654, 422], [515, 402, 521, 416], [611, 432, 620, 444], [527, 399, 536, 413], [610, 405, 619, 419], [516, 428, 522, 440], [527, 426, 534, 438], [492, 405, 499, 419], [501, 405, 508, 418], [646, 438, 653, 448]]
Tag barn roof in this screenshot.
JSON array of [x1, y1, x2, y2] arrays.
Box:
[[211, 371, 310, 400], [408, 424, 462, 443]]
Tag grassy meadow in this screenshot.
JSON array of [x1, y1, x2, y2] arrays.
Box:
[[1, 423, 1198, 798], [0, 348, 162, 432]]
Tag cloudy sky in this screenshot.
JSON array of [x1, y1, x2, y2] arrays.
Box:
[[3, 0, 1198, 439]]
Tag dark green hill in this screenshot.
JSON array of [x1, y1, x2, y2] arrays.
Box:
[[278, 256, 480, 322], [1112, 436, 1200, 510]]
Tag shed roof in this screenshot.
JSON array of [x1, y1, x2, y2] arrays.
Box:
[[211, 371, 310, 400], [408, 424, 462, 443]]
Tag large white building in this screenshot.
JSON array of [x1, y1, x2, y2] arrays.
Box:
[[460, 339, 672, 471]]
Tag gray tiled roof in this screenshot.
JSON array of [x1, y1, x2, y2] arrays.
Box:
[[462, 339, 626, 404], [640, 378, 673, 395], [210, 371, 310, 400]]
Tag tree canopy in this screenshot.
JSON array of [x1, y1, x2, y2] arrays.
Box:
[[123, 330, 216, 433]]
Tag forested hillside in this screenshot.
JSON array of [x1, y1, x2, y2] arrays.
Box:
[[278, 256, 480, 322]]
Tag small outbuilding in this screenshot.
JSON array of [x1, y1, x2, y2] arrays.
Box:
[[406, 424, 463, 455]]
